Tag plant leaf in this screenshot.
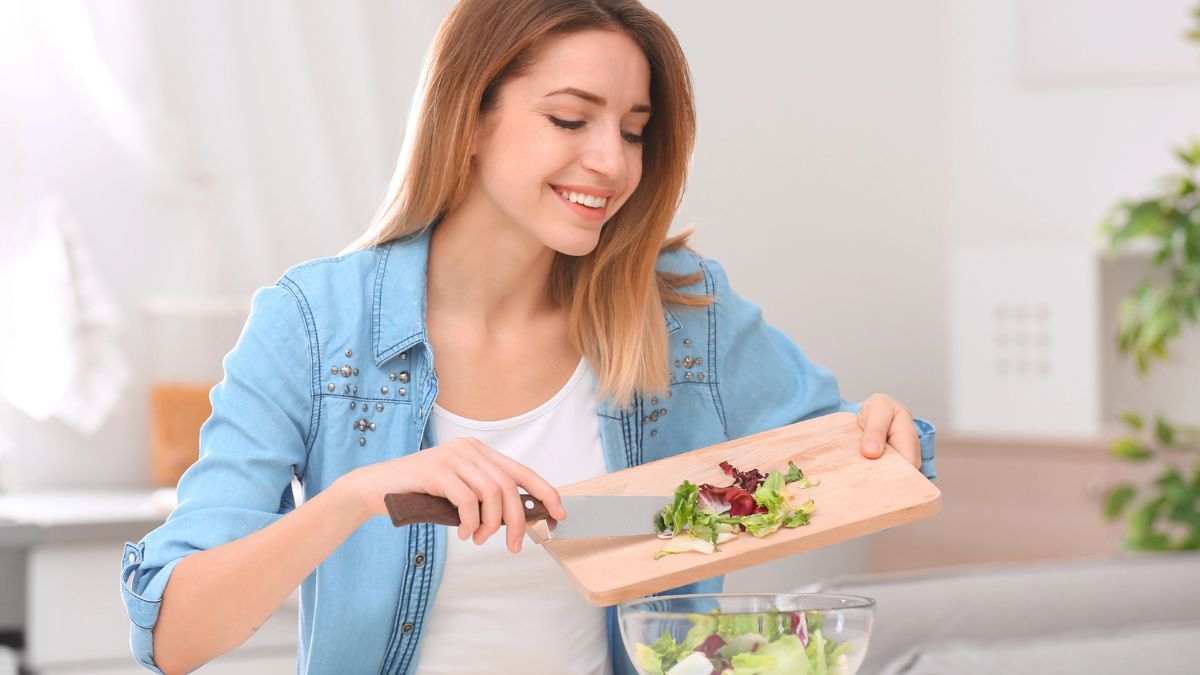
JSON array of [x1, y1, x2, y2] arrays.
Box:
[[1120, 411, 1145, 431], [1155, 417, 1177, 446], [1103, 484, 1137, 522], [1111, 437, 1154, 461]]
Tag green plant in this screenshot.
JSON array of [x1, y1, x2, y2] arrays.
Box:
[[1099, 413, 1200, 550], [1094, 3, 1200, 552], [1097, 140, 1200, 374]]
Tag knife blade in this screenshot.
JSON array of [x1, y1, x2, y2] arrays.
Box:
[[383, 493, 670, 540]]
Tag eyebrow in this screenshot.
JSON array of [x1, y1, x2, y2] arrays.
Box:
[[544, 87, 652, 114]]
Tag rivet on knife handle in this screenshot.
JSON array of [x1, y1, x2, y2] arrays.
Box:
[[384, 493, 551, 528]]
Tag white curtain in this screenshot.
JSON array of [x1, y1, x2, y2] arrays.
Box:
[[0, 0, 451, 489]]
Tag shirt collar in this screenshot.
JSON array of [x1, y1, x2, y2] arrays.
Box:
[[372, 226, 433, 366]]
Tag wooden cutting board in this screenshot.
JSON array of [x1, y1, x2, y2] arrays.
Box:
[[527, 411, 941, 606]]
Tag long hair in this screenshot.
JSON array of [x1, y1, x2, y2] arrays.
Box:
[[346, 0, 711, 408]]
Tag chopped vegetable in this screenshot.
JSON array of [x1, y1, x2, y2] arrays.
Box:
[[666, 651, 715, 675], [653, 460, 818, 559], [635, 610, 853, 675]]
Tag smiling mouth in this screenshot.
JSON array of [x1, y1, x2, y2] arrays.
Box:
[[550, 184, 611, 222], [550, 185, 610, 209]]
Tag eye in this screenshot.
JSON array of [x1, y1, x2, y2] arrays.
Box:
[[546, 115, 585, 130], [546, 115, 644, 146]]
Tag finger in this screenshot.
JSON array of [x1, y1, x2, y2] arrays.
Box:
[[858, 395, 893, 459], [465, 438, 566, 521], [440, 476, 481, 542], [471, 456, 527, 553], [454, 460, 503, 545], [888, 406, 920, 469]]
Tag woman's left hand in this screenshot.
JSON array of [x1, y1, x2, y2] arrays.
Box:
[[857, 393, 920, 469]]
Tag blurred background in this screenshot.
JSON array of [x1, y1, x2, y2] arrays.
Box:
[[1, 0, 1199, 673]]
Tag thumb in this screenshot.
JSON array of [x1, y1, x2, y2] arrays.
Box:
[[859, 398, 891, 459]]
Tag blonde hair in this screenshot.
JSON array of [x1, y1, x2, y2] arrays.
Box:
[[347, 0, 711, 408]]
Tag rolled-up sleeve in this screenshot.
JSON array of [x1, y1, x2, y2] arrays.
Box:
[[120, 283, 314, 671], [706, 258, 937, 480]]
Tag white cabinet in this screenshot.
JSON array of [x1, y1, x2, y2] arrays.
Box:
[[27, 541, 298, 674], [0, 491, 299, 673]]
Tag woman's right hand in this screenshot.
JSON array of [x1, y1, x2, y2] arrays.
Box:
[[338, 437, 566, 553]]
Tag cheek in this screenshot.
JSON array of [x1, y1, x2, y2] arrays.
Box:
[[477, 139, 543, 201], [626, 146, 644, 193]]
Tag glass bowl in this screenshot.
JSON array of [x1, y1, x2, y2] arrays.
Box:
[[618, 593, 875, 675]]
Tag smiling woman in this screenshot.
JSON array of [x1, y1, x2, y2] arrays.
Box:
[[118, 2, 937, 675], [348, 0, 708, 411]]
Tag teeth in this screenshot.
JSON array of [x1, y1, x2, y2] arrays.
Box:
[[559, 189, 607, 209]]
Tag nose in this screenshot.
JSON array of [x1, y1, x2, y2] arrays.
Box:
[[579, 123, 625, 181]]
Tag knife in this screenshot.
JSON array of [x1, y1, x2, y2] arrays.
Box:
[[383, 493, 671, 539]]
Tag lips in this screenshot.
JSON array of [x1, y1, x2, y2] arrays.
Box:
[[550, 184, 609, 222], [550, 183, 616, 199]]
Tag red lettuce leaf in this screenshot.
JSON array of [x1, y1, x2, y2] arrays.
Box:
[[698, 484, 765, 517], [696, 634, 726, 659], [718, 460, 767, 493]]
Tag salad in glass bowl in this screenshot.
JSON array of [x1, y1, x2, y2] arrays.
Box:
[[618, 593, 874, 675]]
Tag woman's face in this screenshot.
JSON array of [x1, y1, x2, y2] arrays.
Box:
[[469, 29, 652, 257]]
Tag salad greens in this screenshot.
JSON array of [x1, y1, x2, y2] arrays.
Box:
[[636, 610, 853, 675], [652, 461, 818, 559]]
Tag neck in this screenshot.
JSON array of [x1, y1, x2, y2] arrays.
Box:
[[427, 198, 559, 335]]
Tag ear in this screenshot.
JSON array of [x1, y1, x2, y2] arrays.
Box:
[[469, 111, 485, 157], [471, 107, 498, 158]]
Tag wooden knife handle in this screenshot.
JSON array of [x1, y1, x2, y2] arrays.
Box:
[[383, 492, 551, 528]]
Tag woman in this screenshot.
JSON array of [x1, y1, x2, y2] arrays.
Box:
[[121, 1, 936, 673]]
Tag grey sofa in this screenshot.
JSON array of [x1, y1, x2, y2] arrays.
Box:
[[800, 552, 1200, 675]]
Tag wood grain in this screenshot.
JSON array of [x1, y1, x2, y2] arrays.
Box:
[[528, 412, 941, 606]]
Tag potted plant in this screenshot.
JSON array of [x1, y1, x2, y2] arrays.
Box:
[[1095, 4, 1200, 551]]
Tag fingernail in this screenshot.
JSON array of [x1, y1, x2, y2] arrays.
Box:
[[867, 441, 882, 456]]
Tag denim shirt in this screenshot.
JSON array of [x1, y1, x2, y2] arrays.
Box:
[[120, 226, 936, 675]]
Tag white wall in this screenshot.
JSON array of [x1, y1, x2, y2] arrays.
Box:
[[947, 0, 1200, 247], [655, 0, 950, 424], [944, 0, 1200, 433]]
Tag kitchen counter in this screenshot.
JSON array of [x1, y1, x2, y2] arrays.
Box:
[[0, 489, 173, 549]]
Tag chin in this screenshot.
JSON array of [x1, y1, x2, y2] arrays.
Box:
[[544, 227, 603, 257]]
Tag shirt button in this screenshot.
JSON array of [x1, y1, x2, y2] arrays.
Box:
[[401, 622, 415, 634], [413, 552, 426, 566], [127, 553, 136, 564]]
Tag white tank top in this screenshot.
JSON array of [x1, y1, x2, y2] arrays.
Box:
[[416, 357, 611, 675]]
